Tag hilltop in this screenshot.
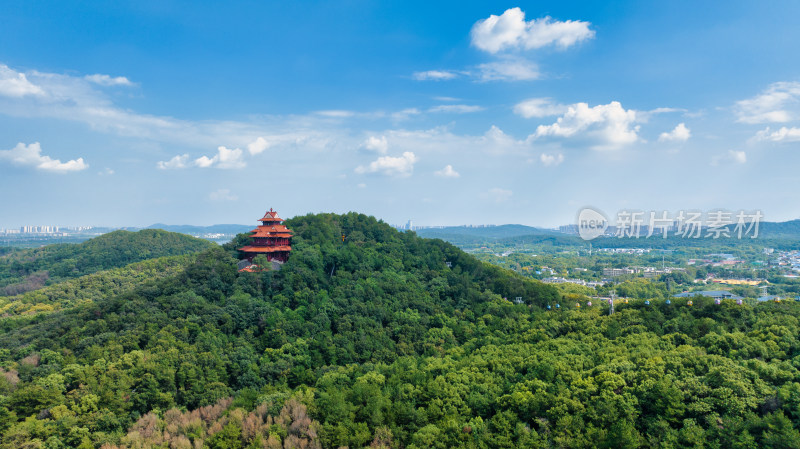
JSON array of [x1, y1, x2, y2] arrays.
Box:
[[1, 213, 800, 448]]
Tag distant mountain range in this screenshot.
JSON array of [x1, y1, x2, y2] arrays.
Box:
[[141, 219, 800, 243], [145, 223, 254, 235], [415, 224, 560, 240]]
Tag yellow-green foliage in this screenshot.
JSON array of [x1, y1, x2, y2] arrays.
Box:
[[0, 256, 191, 317]]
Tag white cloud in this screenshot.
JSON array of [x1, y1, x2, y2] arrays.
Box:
[[0, 64, 45, 97], [754, 126, 800, 142], [391, 108, 422, 121], [484, 187, 513, 202], [476, 58, 539, 81], [0, 142, 88, 173], [357, 183, 366, 188], [471, 8, 594, 54], [418, 10, 579, 85], [428, 104, 484, 114], [658, 123, 691, 142], [735, 82, 800, 124], [513, 98, 567, 118], [362, 135, 388, 154], [315, 110, 355, 118], [194, 146, 246, 169], [712, 150, 747, 166], [434, 96, 460, 102], [156, 154, 190, 170], [412, 70, 459, 81], [531, 101, 641, 149], [481, 125, 530, 155], [540, 153, 564, 166], [364, 125, 530, 160], [732, 150, 747, 164], [414, 60, 539, 83], [355, 151, 417, 177], [98, 167, 115, 176], [434, 164, 460, 178], [209, 189, 238, 201], [647, 107, 686, 115], [84, 74, 135, 87], [247, 136, 270, 155]]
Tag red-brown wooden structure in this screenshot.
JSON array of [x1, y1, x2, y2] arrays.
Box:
[[238, 208, 293, 263]]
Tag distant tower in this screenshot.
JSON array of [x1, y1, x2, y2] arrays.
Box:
[[406, 219, 413, 231], [238, 208, 294, 263]]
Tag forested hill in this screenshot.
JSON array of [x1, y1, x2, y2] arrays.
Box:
[[0, 229, 215, 296], [2, 213, 800, 447]]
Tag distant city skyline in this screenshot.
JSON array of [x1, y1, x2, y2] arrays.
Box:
[[2, 2, 800, 228]]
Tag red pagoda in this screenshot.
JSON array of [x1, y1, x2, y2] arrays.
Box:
[[238, 208, 293, 263]]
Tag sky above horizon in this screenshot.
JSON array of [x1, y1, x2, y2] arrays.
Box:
[[1, 1, 800, 229]]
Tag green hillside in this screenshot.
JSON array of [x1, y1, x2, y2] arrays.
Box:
[[1, 213, 800, 448], [0, 229, 215, 296]]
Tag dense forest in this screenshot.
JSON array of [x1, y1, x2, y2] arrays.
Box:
[[2, 213, 800, 448], [0, 230, 214, 296]]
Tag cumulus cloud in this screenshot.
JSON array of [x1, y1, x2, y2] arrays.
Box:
[[484, 187, 513, 202], [531, 101, 641, 149], [362, 136, 388, 154], [428, 104, 484, 114], [471, 8, 594, 54], [712, 150, 747, 166], [412, 70, 459, 81], [513, 98, 567, 118], [156, 154, 190, 170], [481, 125, 530, 154], [247, 137, 270, 155], [658, 123, 691, 142], [209, 189, 238, 201], [0, 64, 45, 97], [84, 74, 135, 87], [415, 9, 591, 83], [735, 82, 800, 124], [194, 146, 246, 169], [754, 126, 800, 142], [0, 142, 88, 172], [355, 151, 417, 177], [476, 58, 539, 81], [434, 164, 460, 178], [540, 153, 564, 166]]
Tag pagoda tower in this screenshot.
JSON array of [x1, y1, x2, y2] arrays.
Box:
[[238, 208, 293, 263]]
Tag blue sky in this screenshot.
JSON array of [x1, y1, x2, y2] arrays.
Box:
[[1, 1, 800, 228]]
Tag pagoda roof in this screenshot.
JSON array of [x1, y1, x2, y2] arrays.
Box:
[[250, 227, 293, 238], [259, 208, 284, 222], [239, 245, 292, 253]]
